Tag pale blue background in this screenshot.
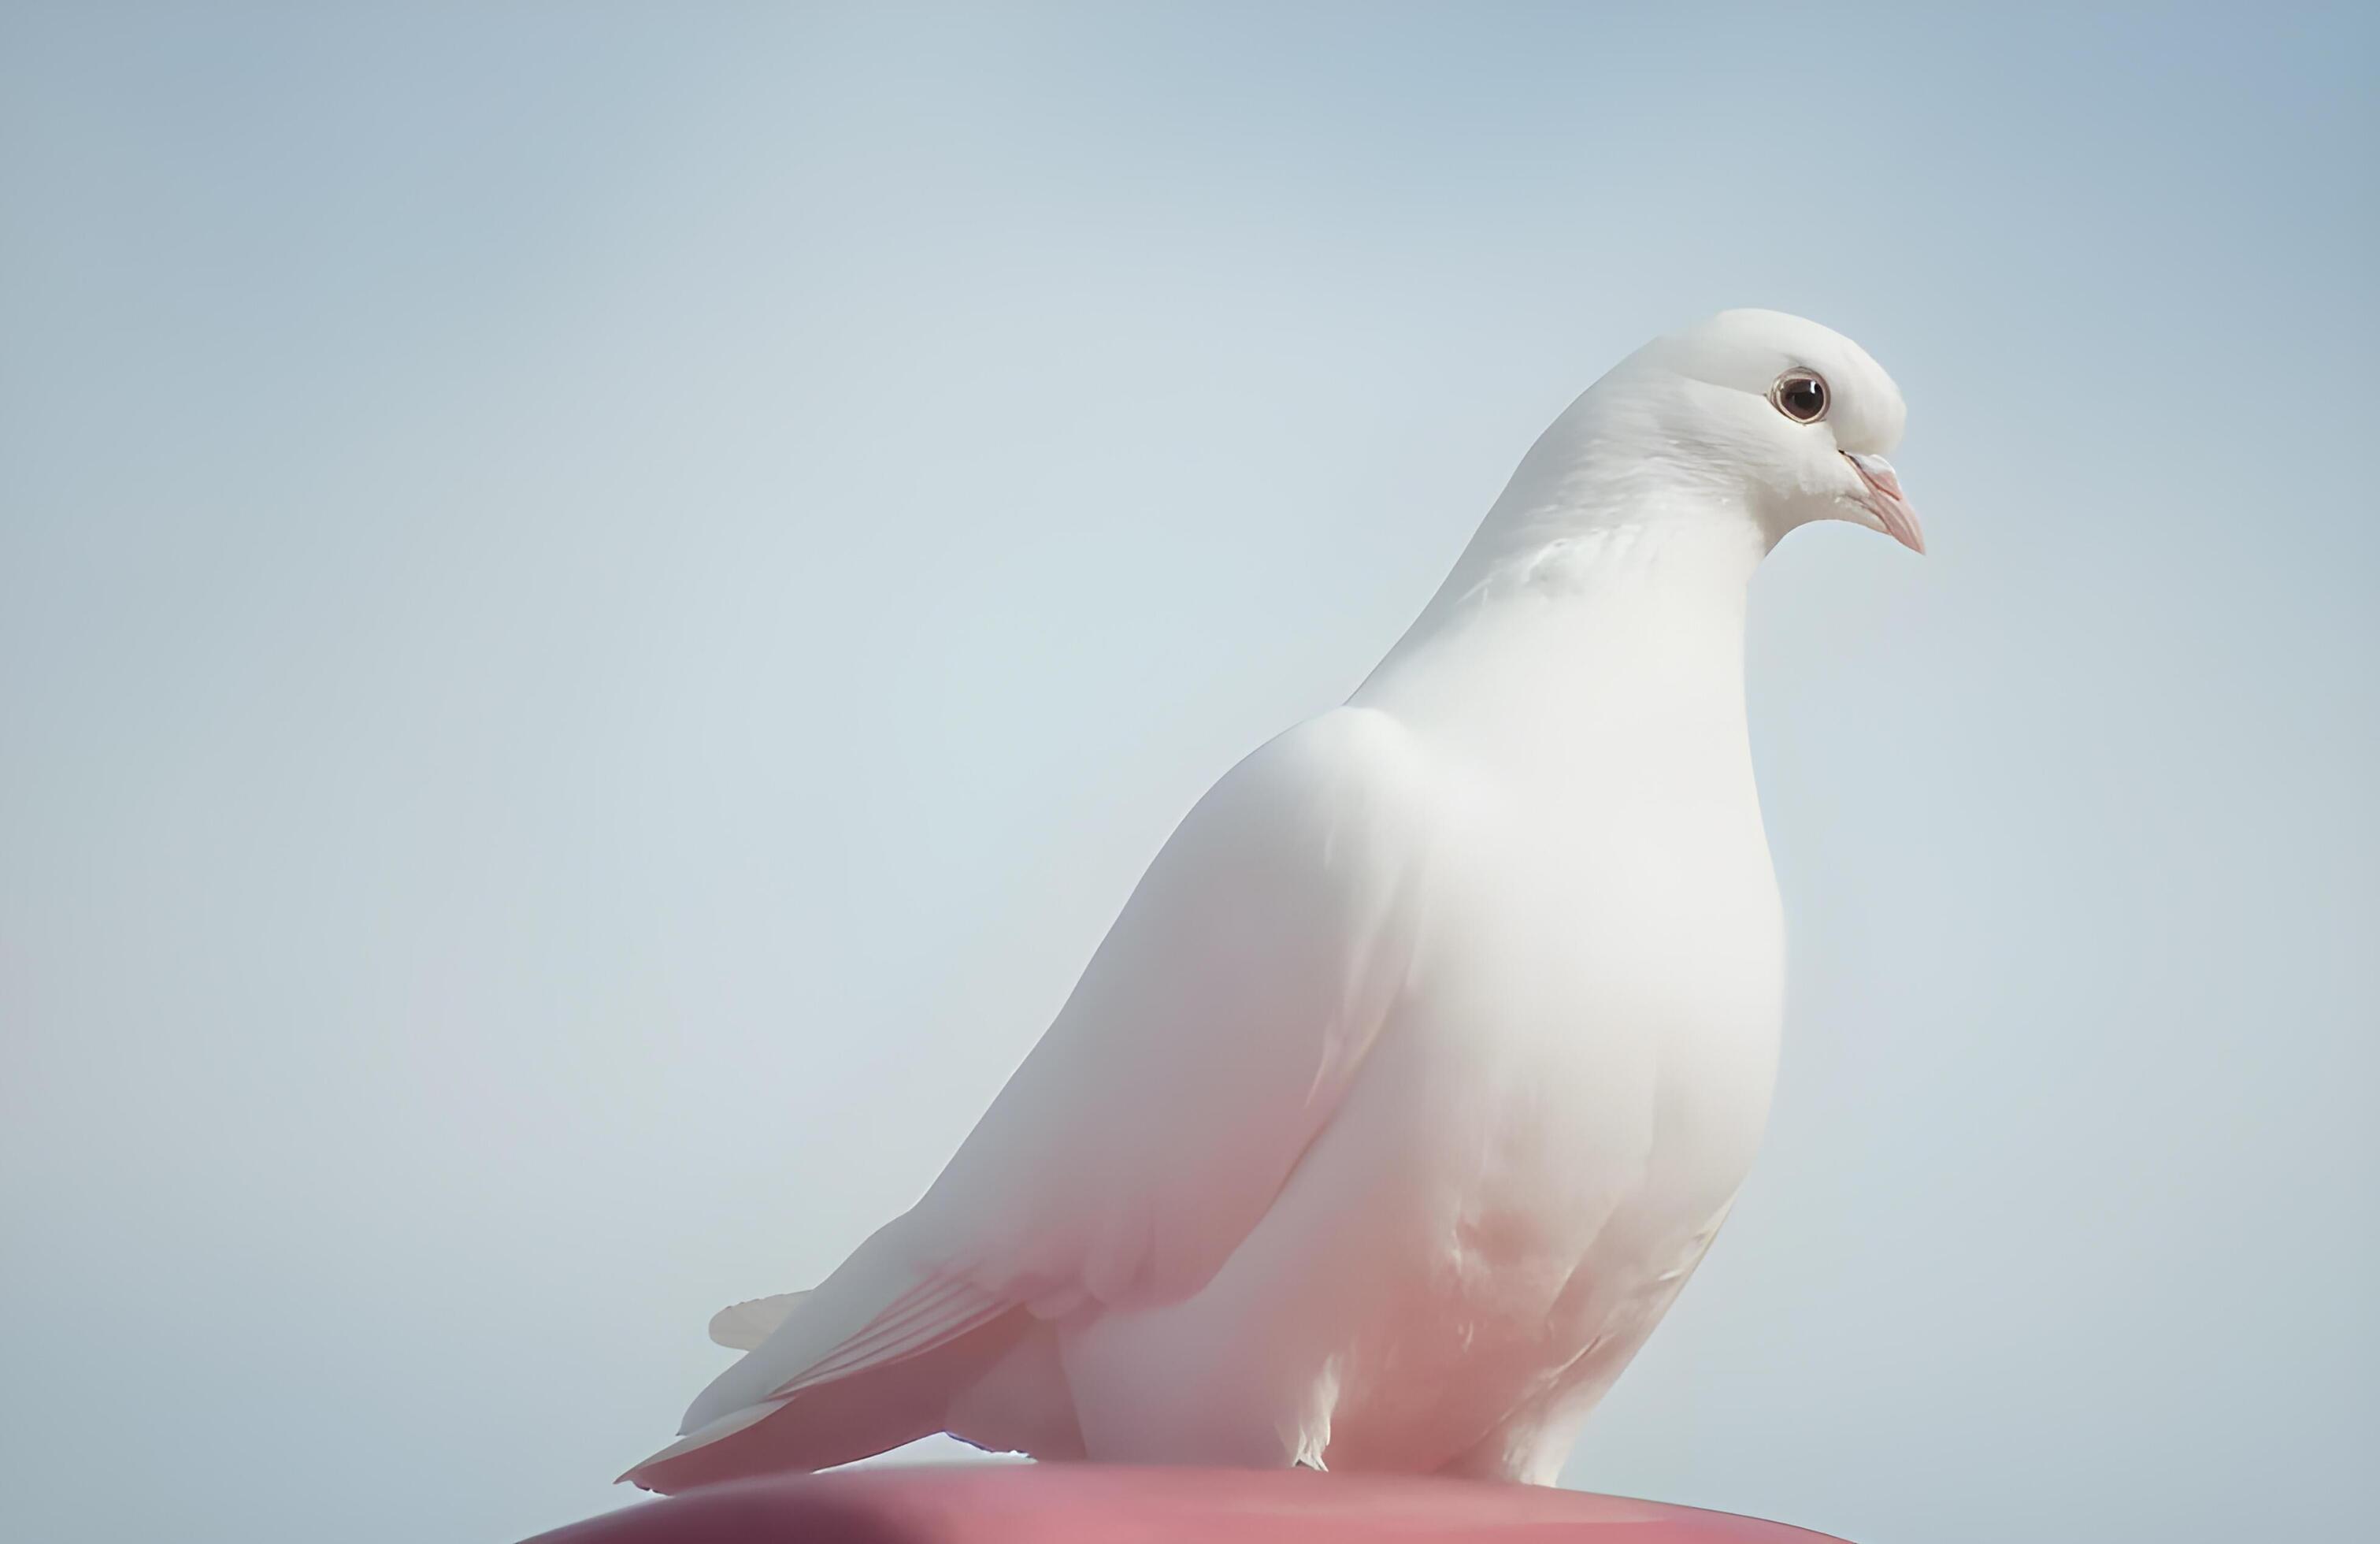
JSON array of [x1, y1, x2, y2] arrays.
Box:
[[3, 5, 2373, 1541]]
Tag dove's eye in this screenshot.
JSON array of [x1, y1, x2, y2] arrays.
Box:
[[1769, 369, 1829, 425]]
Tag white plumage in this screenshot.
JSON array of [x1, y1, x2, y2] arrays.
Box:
[[626, 309, 1923, 1491]]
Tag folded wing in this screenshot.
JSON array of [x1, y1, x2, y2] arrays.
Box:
[[650, 707, 1443, 1476]]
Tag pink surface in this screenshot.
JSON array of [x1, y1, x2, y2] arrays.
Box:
[[520, 1466, 1851, 1544]]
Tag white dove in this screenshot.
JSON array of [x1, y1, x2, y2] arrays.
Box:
[[626, 309, 1924, 1492]]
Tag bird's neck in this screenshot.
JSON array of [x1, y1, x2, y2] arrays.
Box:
[[1351, 501, 1769, 781]]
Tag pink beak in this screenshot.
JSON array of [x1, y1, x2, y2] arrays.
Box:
[[1844, 452, 1926, 555]]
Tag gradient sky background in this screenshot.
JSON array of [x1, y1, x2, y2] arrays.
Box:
[[3, 5, 2374, 1542]]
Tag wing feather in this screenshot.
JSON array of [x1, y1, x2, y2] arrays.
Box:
[[678, 706, 1440, 1438], [916, 705, 1440, 1308]]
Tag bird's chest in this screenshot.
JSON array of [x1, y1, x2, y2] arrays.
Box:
[[1312, 825, 1781, 1458], [1391, 798, 1787, 1265]]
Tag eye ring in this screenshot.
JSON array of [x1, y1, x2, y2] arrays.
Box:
[[1769, 369, 1829, 424]]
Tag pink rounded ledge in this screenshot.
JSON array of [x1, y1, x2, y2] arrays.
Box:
[[517, 1465, 1851, 1544]]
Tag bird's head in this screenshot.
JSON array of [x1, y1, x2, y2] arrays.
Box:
[[1597, 308, 1925, 555]]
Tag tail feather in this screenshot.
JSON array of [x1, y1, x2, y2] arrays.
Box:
[[706, 1292, 810, 1352], [681, 1222, 1010, 1435], [621, 1309, 1035, 1493]]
